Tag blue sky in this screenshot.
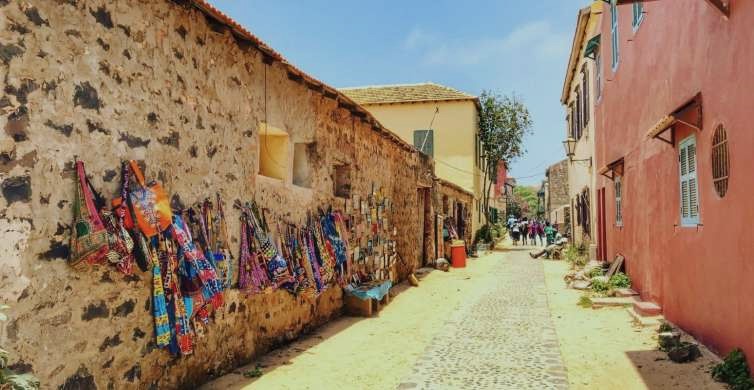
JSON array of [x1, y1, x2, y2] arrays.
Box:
[[208, 0, 591, 185]]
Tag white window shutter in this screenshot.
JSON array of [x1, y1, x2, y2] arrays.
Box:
[[679, 136, 700, 226]]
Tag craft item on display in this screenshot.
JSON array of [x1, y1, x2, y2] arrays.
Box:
[[127, 160, 172, 237], [158, 237, 193, 355], [101, 210, 135, 275], [247, 202, 294, 288], [238, 211, 269, 294], [150, 241, 171, 348], [69, 160, 110, 269]]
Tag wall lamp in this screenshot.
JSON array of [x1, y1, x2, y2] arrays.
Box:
[[562, 137, 593, 167]]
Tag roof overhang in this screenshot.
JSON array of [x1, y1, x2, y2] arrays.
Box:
[[645, 93, 703, 145], [561, 7, 591, 104], [598, 157, 625, 181]]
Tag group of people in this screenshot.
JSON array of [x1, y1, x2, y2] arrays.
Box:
[[506, 216, 558, 247]]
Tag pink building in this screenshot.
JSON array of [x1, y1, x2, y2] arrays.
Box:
[[595, 0, 753, 365]]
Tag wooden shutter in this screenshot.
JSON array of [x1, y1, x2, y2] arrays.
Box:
[[679, 136, 700, 226]]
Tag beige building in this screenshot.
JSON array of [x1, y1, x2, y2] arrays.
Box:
[[341, 83, 491, 238], [561, 2, 602, 249]]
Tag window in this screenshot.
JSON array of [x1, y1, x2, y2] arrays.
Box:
[[632, 3, 644, 30], [582, 68, 590, 127], [258, 124, 289, 181], [614, 175, 623, 226], [711, 125, 729, 198], [679, 135, 700, 226], [413, 129, 434, 158], [292, 143, 313, 188], [569, 104, 576, 139], [333, 164, 351, 198], [575, 90, 582, 139], [595, 53, 602, 100], [611, 0, 620, 71]]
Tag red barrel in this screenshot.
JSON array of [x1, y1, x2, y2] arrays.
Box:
[[451, 240, 466, 268]]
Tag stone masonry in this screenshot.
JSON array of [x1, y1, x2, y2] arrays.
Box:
[[0, 1, 433, 388]]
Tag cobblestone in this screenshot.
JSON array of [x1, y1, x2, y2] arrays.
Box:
[[398, 248, 568, 389]]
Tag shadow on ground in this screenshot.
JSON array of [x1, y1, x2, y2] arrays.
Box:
[[624, 349, 723, 390]]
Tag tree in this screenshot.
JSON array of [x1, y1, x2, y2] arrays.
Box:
[[478, 91, 533, 229], [510, 186, 538, 218]]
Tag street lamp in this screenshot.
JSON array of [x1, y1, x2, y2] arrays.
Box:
[[562, 137, 592, 166]]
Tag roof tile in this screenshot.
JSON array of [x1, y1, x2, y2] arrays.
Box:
[[340, 83, 476, 105]]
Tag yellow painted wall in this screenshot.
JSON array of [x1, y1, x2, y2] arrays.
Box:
[[362, 100, 490, 235]]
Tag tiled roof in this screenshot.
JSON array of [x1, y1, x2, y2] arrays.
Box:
[[340, 83, 477, 105], [187, 1, 416, 152]]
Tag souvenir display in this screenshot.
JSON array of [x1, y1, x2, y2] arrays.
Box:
[[69, 160, 110, 269], [66, 158, 383, 357]]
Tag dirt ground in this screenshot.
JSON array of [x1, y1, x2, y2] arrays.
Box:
[[543, 259, 726, 390], [201, 247, 728, 390]]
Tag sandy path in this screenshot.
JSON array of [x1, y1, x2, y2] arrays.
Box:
[[543, 258, 725, 390], [201, 251, 501, 390]]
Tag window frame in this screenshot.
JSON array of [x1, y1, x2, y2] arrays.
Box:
[[582, 67, 590, 128], [632, 3, 645, 31], [678, 135, 701, 227], [413, 129, 434, 158], [611, 0, 620, 71], [595, 52, 602, 101], [614, 175, 623, 227]]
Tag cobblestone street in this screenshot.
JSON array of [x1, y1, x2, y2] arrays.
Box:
[[398, 247, 567, 390]]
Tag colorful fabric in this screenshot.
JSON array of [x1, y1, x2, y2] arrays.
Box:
[[101, 210, 135, 275], [69, 161, 110, 270], [151, 244, 171, 347], [171, 215, 224, 313]]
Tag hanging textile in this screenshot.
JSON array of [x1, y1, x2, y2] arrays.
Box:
[[69, 160, 109, 269]]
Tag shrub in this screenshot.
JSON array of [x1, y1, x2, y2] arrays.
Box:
[[474, 224, 493, 245], [591, 277, 610, 293], [658, 322, 674, 333], [712, 349, 754, 390], [588, 267, 604, 278], [609, 272, 631, 289]]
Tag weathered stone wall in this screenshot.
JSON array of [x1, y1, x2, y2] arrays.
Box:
[[0, 1, 430, 388], [545, 159, 569, 216]]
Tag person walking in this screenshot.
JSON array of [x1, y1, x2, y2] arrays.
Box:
[[520, 218, 529, 245], [529, 220, 538, 246], [511, 220, 520, 246]]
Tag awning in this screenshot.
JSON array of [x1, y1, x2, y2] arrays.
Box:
[[598, 157, 624, 180], [584, 34, 600, 59], [645, 93, 703, 145]]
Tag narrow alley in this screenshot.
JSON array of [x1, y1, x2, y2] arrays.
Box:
[[202, 245, 723, 390]]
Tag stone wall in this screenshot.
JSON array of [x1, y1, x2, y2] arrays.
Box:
[[0, 1, 431, 388], [437, 179, 473, 247], [545, 159, 569, 217]]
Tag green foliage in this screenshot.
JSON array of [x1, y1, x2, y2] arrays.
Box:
[[610, 272, 632, 289], [564, 245, 588, 268], [478, 91, 533, 224], [474, 225, 493, 245], [511, 186, 539, 218], [588, 267, 604, 278], [658, 322, 674, 333], [577, 295, 593, 308], [243, 365, 264, 379], [0, 306, 40, 390], [712, 349, 754, 390], [591, 277, 610, 294]]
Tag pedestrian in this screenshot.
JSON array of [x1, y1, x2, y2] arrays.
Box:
[[537, 219, 546, 246], [520, 218, 529, 245], [529, 220, 538, 246], [511, 220, 520, 246], [544, 221, 556, 246]]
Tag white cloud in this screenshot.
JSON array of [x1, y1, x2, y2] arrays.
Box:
[[405, 21, 570, 66]]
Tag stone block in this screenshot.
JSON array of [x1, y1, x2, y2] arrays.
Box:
[[633, 301, 662, 317]]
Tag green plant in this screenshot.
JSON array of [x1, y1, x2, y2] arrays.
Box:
[[243, 365, 264, 379], [658, 322, 674, 333], [609, 272, 632, 289], [712, 349, 754, 390], [591, 277, 610, 294], [474, 225, 493, 245], [0, 306, 40, 390], [577, 295, 593, 308], [588, 267, 604, 278]]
